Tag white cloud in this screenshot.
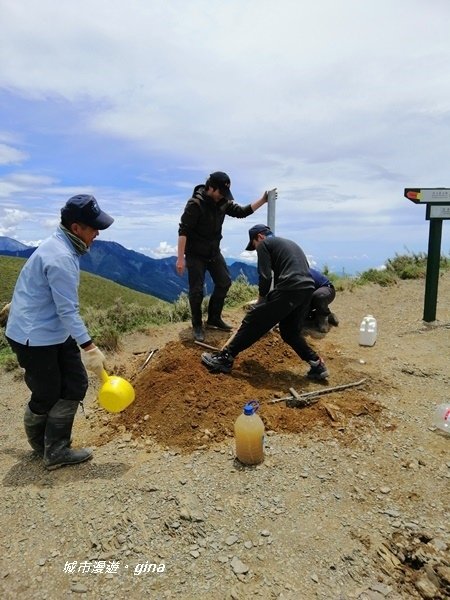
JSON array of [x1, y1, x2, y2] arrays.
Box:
[[142, 241, 177, 259], [0, 208, 31, 236], [1, 0, 450, 269], [0, 171, 58, 198], [0, 143, 28, 165], [239, 250, 257, 264]]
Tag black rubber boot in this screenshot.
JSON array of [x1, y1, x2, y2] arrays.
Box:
[[24, 405, 47, 456], [192, 325, 205, 342], [189, 297, 203, 328], [206, 296, 232, 331], [44, 399, 92, 471]]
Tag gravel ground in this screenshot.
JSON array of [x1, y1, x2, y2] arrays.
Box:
[[1, 275, 449, 600]]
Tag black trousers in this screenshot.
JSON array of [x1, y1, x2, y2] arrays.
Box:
[[185, 252, 231, 325], [227, 288, 320, 363], [6, 336, 88, 414]]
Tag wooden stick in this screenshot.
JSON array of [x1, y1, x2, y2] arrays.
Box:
[[294, 378, 367, 400], [269, 395, 295, 404], [139, 348, 158, 371], [194, 340, 219, 351], [269, 378, 367, 405], [221, 329, 238, 350]]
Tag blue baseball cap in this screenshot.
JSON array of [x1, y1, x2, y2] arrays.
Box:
[[245, 224, 271, 251], [61, 195, 114, 230]]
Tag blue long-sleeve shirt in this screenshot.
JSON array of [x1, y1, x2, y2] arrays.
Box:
[[6, 227, 91, 346], [309, 268, 332, 289]]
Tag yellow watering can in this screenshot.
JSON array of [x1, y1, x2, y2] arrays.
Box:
[[98, 369, 135, 413]]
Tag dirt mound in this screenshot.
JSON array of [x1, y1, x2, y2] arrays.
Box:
[[94, 328, 387, 452]]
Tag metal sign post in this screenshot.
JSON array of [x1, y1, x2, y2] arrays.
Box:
[[267, 189, 277, 233], [404, 188, 450, 322]]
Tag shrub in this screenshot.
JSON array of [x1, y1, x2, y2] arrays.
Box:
[[171, 293, 192, 322], [357, 268, 398, 287], [386, 252, 427, 279], [386, 251, 450, 280], [224, 274, 258, 307]]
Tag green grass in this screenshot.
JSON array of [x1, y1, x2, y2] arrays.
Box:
[[0, 256, 26, 305], [0, 256, 169, 309]]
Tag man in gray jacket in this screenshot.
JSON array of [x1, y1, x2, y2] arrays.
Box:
[[6, 195, 113, 470], [201, 225, 329, 380]]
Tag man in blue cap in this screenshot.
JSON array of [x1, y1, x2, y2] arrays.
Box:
[[201, 224, 329, 380], [5, 194, 114, 470], [176, 172, 275, 342]]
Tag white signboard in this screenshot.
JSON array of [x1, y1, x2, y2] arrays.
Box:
[[405, 188, 450, 204], [429, 205, 450, 219]]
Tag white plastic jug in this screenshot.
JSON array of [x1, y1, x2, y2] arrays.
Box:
[[359, 315, 377, 346], [432, 404, 450, 435]]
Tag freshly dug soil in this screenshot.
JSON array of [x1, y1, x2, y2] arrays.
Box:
[[103, 332, 384, 452]]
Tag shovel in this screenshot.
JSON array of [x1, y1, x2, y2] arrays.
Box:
[[98, 369, 135, 413]]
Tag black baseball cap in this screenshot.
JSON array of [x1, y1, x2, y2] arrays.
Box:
[[245, 224, 272, 251], [61, 195, 114, 230], [208, 171, 234, 201]]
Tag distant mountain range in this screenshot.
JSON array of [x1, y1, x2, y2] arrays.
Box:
[[0, 236, 258, 302]]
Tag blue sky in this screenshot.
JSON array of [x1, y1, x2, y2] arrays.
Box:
[[1, 0, 450, 274]]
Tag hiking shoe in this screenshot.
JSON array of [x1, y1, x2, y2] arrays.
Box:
[[193, 325, 205, 342], [201, 350, 234, 373], [328, 313, 339, 327], [206, 318, 233, 331], [307, 358, 329, 380]]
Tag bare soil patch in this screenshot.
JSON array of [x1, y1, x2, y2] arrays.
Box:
[[96, 332, 385, 452]]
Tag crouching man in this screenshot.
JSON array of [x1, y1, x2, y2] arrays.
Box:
[[307, 267, 339, 333], [5, 195, 114, 470]]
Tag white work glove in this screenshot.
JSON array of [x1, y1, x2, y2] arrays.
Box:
[[82, 347, 106, 378]]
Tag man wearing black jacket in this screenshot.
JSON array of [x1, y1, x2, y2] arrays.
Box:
[[201, 225, 329, 380], [176, 172, 273, 342]]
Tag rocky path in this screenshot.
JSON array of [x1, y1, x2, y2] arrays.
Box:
[[1, 275, 449, 599]]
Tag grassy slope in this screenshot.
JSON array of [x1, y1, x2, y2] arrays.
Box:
[[0, 256, 168, 309]]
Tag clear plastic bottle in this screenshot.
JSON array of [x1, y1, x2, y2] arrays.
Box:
[[234, 400, 265, 465], [432, 404, 450, 435], [359, 314, 377, 346]]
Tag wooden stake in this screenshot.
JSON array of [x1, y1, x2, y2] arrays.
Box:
[[295, 378, 367, 400], [269, 378, 367, 406], [221, 329, 238, 350], [194, 340, 219, 351], [139, 348, 158, 371]]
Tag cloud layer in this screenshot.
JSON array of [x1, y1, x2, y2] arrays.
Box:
[[1, 0, 450, 271]]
